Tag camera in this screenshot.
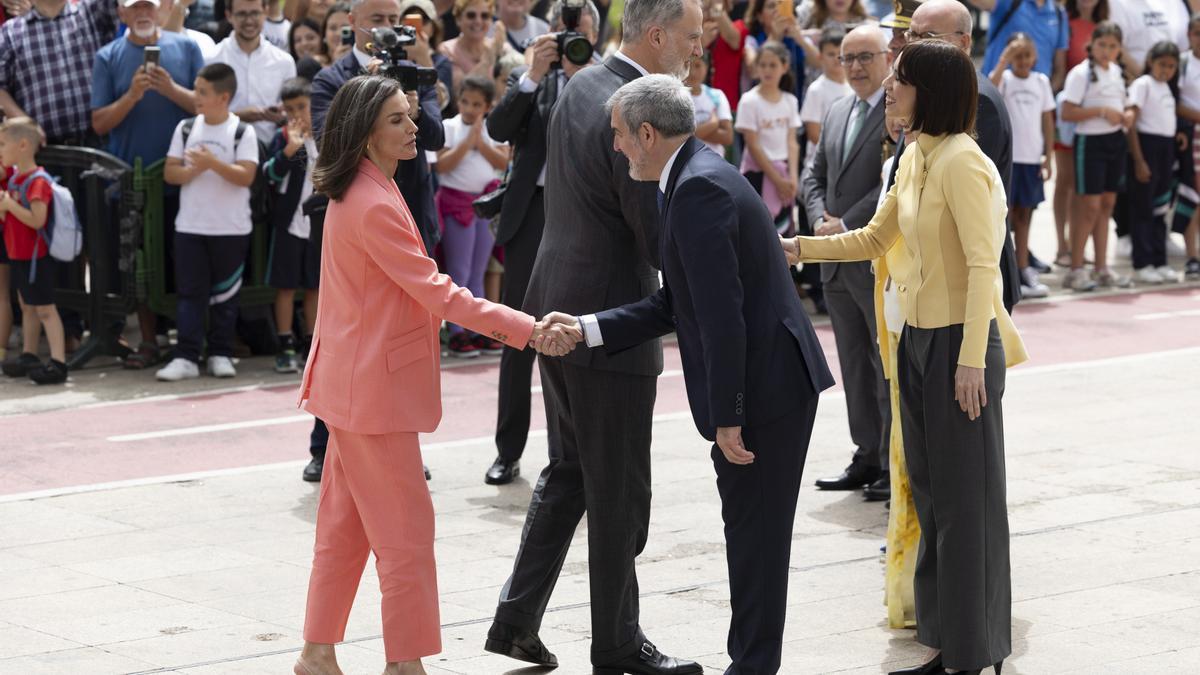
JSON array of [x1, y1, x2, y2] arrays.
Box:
[[555, 0, 593, 68], [367, 25, 439, 92]]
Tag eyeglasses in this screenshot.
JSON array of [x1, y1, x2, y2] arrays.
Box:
[[463, 10, 492, 20], [838, 51, 887, 66], [904, 29, 966, 42], [232, 10, 264, 20]]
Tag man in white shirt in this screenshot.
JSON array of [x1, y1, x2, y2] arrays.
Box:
[[494, 0, 549, 52], [207, 0, 296, 141], [1110, 0, 1188, 73]]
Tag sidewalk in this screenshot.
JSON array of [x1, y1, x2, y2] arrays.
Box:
[[2, 339, 1199, 673]]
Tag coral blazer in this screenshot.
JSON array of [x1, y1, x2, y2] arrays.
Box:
[[299, 159, 535, 434]]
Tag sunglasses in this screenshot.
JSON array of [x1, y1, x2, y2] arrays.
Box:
[[463, 10, 492, 20]]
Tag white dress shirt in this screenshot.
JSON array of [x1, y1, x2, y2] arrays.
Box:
[[208, 37, 297, 143], [579, 141, 686, 347]]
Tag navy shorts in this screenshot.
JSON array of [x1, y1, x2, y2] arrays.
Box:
[[11, 257, 55, 306], [1074, 131, 1127, 195], [0, 237, 9, 264], [267, 227, 320, 291], [1009, 163, 1046, 208]]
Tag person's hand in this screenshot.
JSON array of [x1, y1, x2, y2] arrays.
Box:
[[771, 174, 796, 203], [526, 33, 560, 83], [815, 213, 844, 236], [1178, 131, 1189, 152], [491, 21, 508, 58], [284, 120, 306, 155], [0, 191, 11, 214], [263, 105, 286, 125], [529, 312, 582, 355], [365, 57, 384, 75], [1134, 160, 1151, 183], [716, 426, 754, 465], [406, 90, 421, 121], [954, 365, 987, 421], [1100, 107, 1122, 126], [408, 28, 434, 67], [780, 235, 800, 265], [1, 0, 31, 18], [185, 145, 216, 172], [1122, 110, 1136, 130], [127, 69, 153, 102], [1041, 155, 1053, 182], [147, 64, 177, 96]]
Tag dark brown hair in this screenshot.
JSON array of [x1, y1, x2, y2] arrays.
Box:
[[1066, 0, 1107, 22], [198, 63, 238, 99], [895, 40, 977, 137], [312, 75, 404, 201]]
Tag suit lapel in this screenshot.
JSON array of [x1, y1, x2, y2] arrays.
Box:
[[660, 138, 705, 268], [537, 71, 559, 124], [837, 98, 884, 181], [604, 54, 644, 83]]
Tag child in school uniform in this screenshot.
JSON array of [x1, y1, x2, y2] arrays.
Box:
[[685, 52, 735, 157], [264, 77, 320, 373], [799, 27, 851, 171], [737, 40, 801, 235], [158, 63, 260, 381], [990, 32, 1055, 298], [1126, 41, 1183, 285]]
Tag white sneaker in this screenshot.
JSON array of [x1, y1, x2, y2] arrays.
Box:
[[156, 357, 200, 382], [1116, 235, 1133, 259], [1135, 267, 1164, 284], [1064, 268, 1097, 292], [1020, 267, 1050, 298], [1167, 235, 1187, 258], [1157, 265, 1180, 283], [206, 355, 237, 378]]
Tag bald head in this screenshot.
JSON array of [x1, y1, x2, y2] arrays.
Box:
[[844, 23, 888, 52], [842, 24, 890, 99], [909, 0, 973, 53]]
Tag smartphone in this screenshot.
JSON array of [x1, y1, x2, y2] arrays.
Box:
[[143, 45, 161, 71], [402, 15, 424, 31], [777, 0, 793, 19], [340, 25, 354, 46]]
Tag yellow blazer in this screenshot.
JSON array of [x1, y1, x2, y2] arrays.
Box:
[[799, 133, 1027, 370]]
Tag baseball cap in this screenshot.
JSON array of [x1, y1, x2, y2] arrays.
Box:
[[120, 0, 161, 6], [399, 0, 438, 20]]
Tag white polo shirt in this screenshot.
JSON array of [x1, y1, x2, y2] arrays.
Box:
[[207, 36, 297, 143]]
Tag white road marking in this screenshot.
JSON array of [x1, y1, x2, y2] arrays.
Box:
[[107, 415, 314, 442], [1133, 309, 1200, 321]]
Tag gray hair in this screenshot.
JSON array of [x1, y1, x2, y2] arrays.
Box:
[[605, 74, 695, 138], [547, 0, 601, 32], [622, 0, 686, 43]]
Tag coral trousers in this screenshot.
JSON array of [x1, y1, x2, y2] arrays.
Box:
[[303, 425, 442, 661]]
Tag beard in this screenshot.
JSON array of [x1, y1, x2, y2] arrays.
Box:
[[133, 23, 157, 39]]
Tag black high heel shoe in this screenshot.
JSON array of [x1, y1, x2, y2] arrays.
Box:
[[959, 660, 1004, 675], [888, 656, 944, 675]]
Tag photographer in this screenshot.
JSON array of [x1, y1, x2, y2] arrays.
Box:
[[482, 0, 596, 485], [305, 0, 443, 483]]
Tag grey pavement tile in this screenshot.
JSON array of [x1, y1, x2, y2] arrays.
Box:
[[13, 529, 197, 567], [0, 565, 113, 602], [0, 646, 158, 674], [1007, 627, 1162, 672], [0, 584, 180, 626], [1061, 646, 1200, 674], [129, 561, 312, 604], [22, 602, 260, 647], [0, 550, 46, 573], [1014, 583, 1198, 630], [0, 626, 87, 659], [64, 546, 272, 585], [0, 507, 135, 549], [101, 622, 301, 668]]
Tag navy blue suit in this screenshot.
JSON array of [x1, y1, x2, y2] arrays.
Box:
[[595, 137, 835, 674]]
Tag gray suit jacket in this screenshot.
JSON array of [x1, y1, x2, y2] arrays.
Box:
[[803, 93, 887, 283], [522, 56, 664, 376]]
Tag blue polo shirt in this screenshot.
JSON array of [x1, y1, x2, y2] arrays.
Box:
[[91, 31, 205, 167], [982, 0, 1069, 78]]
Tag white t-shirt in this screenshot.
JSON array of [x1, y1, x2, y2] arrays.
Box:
[[168, 114, 260, 236], [186, 29, 218, 60], [207, 38, 298, 144], [494, 15, 550, 50], [438, 115, 503, 193], [1109, 0, 1188, 66], [263, 17, 292, 51], [799, 74, 852, 160], [1062, 60, 1128, 135], [1128, 74, 1177, 137], [735, 87, 802, 163], [1179, 51, 1200, 111], [692, 85, 733, 155], [999, 70, 1056, 164]]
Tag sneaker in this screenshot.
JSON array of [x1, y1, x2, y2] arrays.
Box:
[[1063, 268, 1096, 292], [1028, 251, 1053, 274], [1167, 236, 1187, 258], [1135, 267, 1165, 285], [1116, 235, 1132, 259], [472, 333, 505, 356], [275, 350, 300, 373], [28, 359, 68, 385], [1185, 258, 1200, 280], [1019, 267, 1050, 298], [156, 357, 200, 381], [2, 352, 41, 377], [1156, 265, 1180, 283], [447, 332, 479, 359], [207, 355, 237, 378], [1094, 269, 1132, 288]]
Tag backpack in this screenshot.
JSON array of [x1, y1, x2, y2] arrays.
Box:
[[180, 117, 271, 225], [13, 168, 83, 263]]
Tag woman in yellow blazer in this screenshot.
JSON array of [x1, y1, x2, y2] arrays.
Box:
[[293, 76, 575, 675], [784, 41, 1026, 675]]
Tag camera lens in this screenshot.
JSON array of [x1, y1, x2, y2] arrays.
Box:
[[561, 34, 593, 65]]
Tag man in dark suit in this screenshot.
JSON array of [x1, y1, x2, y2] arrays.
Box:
[[803, 25, 893, 502], [485, 0, 707, 672], [547, 74, 835, 675], [302, 0, 444, 483], [483, 0, 600, 486]]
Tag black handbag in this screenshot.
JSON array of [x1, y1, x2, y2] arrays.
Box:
[[472, 180, 507, 219]]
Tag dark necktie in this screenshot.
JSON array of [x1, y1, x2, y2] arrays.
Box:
[[656, 188, 666, 214]]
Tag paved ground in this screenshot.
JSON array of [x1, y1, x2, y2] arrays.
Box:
[[2, 219, 1200, 673]]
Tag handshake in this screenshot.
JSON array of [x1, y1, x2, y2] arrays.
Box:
[[527, 312, 584, 356]]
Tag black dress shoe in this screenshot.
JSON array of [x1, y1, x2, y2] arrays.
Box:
[[888, 655, 943, 675], [2, 352, 40, 377], [863, 472, 891, 502], [593, 640, 703, 675], [302, 456, 323, 482], [815, 460, 881, 491], [485, 457, 520, 485], [484, 621, 558, 667]]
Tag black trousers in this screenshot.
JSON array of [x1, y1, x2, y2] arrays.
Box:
[[716, 390, 818, 675], [495, 191, 546, 462], [173, 233, 249, 363], [1128, 133, 1175, 270], [898, 322, 1010, 671], [495, 357, 656, 662], [310, 417, 329, 458]]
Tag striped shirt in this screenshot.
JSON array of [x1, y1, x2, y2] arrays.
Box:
[[0, 0, 119, 140]]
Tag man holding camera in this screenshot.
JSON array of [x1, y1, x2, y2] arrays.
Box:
[[304, 0, 443, 484], [481, 0, 597, 486]]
